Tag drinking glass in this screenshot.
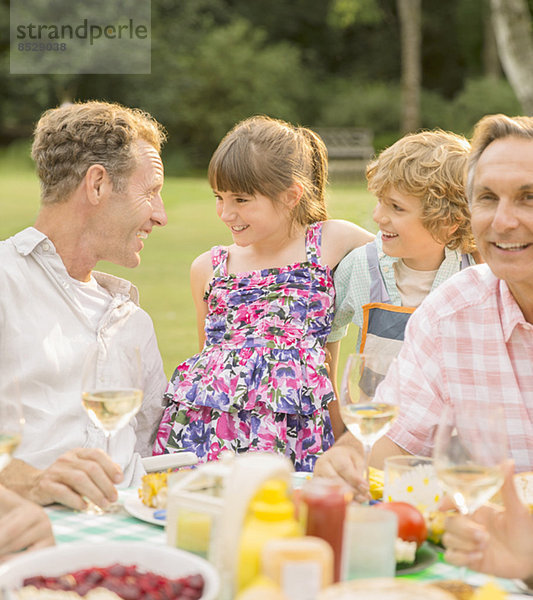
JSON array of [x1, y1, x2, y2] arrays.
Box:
[[384, 455, 442, 516], [433, 404, 507, 516], [80, 344, 143, 513], [342, 504, 397, 580], [339, 353, 398, 484], [0, 379, 24, 472]]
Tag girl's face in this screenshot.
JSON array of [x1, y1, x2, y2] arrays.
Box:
[[372, 186, 446, 271], [214, 189, 291, 246]]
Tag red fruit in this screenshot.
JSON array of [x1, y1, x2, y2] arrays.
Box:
[[184, 574, 204, 591], [85, 571, 104, 585], [75, 583, 93, 596], [108, 564, 127, 578], [375, 501, 428, 547], [23, 564, 205, 599]]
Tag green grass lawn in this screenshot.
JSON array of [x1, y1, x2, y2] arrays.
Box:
[[0, 157, 377, 377]]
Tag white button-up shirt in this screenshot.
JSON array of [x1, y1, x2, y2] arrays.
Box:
[[0, 228, 167, 486]]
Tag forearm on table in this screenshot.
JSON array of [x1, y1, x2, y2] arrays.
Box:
[[369, 436, 409, 470]]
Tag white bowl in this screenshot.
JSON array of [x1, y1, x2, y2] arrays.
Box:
[[0, 541, 219, 600]]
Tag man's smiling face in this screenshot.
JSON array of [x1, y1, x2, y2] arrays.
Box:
[[471, 136, 533, 301]]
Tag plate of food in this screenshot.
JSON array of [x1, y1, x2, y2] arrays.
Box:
[[396, 541, 439, 575], [124, 494, 166, 527], [123, 471, 171, 526], [318, 577, 456, 599]]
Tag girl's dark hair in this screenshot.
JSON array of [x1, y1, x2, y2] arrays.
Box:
[[208, 115, 329, 226]]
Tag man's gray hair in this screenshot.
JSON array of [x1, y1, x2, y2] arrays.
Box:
[[467, 114, 533, 202]]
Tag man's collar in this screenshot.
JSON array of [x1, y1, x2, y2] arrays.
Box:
[[12, 227, 140, 306], [11, 227, 49, 256], [499, 278, 530, 341], [92, 271, 140, 305]]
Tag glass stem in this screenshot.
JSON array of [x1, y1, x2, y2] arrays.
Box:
[[363, 443, 372, 486]]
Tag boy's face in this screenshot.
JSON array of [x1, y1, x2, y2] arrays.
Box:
[[373, 187, 446, 270]]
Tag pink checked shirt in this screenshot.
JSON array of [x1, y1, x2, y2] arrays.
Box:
[[378, 264, 533, 472]]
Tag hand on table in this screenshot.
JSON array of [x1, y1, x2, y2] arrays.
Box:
[[3, 448, 124, 511], [0, 485, 54, 561], [313, 433, 370, 503], [442, 462, 533, 581]]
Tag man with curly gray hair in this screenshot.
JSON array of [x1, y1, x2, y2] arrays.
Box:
[[0, 101, 168, 511]]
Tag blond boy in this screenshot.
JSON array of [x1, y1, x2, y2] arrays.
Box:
[[327, 130, 477, 438]]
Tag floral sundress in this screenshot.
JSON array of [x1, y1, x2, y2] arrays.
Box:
[[153, 222, 336, 471]]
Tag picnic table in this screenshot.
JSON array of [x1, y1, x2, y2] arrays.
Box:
[[42, 488, 528, 598]]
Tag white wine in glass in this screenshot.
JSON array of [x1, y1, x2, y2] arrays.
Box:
[[0, 379, 24, 472], [434, 405, 507, 516], [80, 345, 143, 513], [339, 353, 398, 483], [82, 389, 143, 437]]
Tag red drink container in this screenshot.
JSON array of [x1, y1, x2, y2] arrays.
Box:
[[301, 478, 350, 582]]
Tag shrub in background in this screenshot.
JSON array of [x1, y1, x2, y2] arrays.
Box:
[[447, 76, 521, 135]]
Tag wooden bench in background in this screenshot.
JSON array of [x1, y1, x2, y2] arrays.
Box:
[[315, 127, 375, 181]]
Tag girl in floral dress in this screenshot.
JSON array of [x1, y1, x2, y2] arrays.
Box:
[[154, 116, 374, 471]]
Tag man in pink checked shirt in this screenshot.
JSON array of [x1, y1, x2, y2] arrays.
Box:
[[315, 113, 533, 502]]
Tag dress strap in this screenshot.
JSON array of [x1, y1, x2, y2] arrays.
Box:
[[366, 241, 391, 303], [305, 222, 323, 263], [211, 246, 228, 277]]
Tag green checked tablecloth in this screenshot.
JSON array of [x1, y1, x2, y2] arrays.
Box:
[[45, 488, 524, 595], [45, 488, 165, 545]]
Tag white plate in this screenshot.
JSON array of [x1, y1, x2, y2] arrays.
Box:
[[124, 494, 166, 527], [0, 541, 219, 600]]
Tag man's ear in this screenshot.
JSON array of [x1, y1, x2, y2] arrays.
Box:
[[283, 182, 304, 209], [84, 164, 111, 206]]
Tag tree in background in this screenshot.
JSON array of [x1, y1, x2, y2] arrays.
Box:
[[491, 0, 533, 114], [397, 0, 421, 132], [0, 0, 528, 166]]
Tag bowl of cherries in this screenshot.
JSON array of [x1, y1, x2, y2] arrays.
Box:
[[0, 542, 219, 600]]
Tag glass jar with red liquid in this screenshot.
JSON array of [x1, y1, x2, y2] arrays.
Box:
[[301, 478, 352, 582]]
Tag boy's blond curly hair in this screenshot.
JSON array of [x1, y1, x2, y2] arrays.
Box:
[[366, 130, 476, 253]]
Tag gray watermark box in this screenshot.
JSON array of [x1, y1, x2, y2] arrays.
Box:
[[10, 0, 151, 74]]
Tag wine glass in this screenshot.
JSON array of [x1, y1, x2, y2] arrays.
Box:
[[80, 344, 143, 513], [433, 404, 508, 517], [339, 353, 398, 484], [0, 379, 24, 472]]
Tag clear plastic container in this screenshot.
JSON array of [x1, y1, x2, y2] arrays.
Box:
[[165, 452, 294, 600], [262, 536, 333, 600], [166, 460, 229, 562]]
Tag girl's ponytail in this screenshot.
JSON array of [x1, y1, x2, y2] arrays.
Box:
[[297, 126, 329, 209], [295, 126, 328, 223]]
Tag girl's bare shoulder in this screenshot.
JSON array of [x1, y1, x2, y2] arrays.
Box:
[[321, 219, 375, 268], [190, 249, 213, 274]]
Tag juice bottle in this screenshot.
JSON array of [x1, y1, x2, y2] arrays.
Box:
[[237, 479, 302, 592], [301, 478, 351, 582]]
